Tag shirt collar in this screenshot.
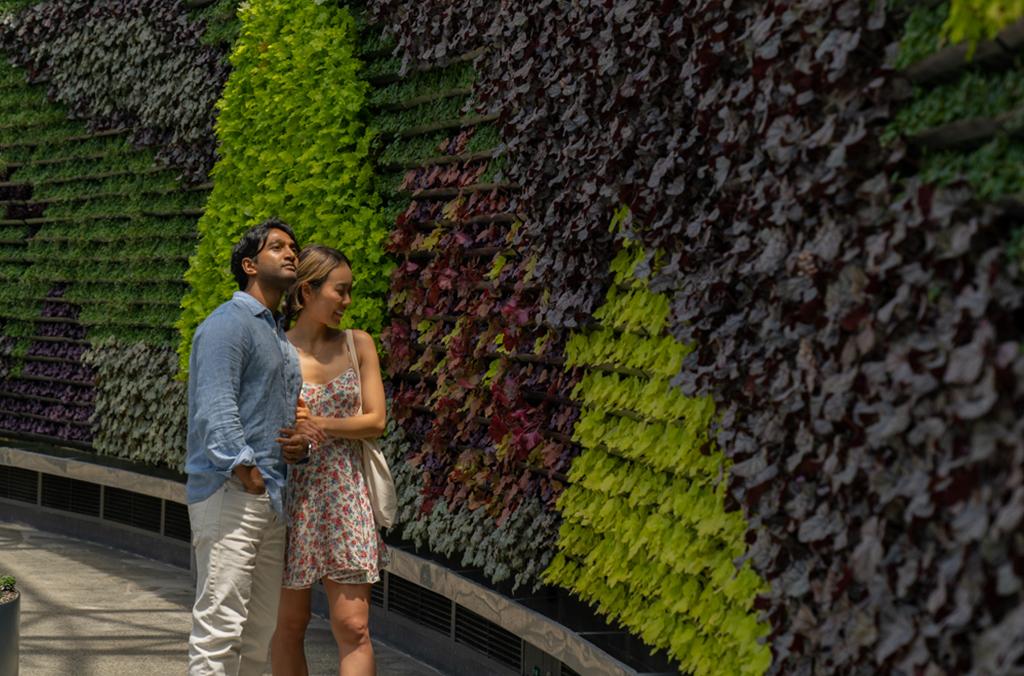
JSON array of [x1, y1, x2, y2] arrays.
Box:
[[232, 290, 274, 318]]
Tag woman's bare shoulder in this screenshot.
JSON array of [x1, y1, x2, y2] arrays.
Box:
[[350, 328, 376, 347]]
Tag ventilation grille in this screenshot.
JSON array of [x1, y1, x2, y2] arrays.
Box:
[[370, 579, 384, 607], [454, 604, 522, 670], [387, 573, 452, 636], [103, 486, 162, 533], [163, 500, 191, 542], [0, 465, 37, 504], [41, 474, 100, 517]]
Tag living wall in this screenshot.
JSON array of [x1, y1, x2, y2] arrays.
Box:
[[0, 0, 231, 464], [0, 58, 202, 462], [546, 237, 771, 675], [371, 0, 1024, 672], [360, 21, 579, 589], [176, 0, 387, 373], [1, 0, 1023, 673], [0, 0, 232, 180]]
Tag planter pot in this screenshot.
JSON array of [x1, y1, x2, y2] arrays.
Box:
[[0, 590, 19, 676]]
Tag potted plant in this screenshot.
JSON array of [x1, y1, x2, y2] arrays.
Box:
[[0, 575, 18, 675]]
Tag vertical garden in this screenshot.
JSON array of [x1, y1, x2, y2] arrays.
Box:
[[1, 0, 1023, 674]]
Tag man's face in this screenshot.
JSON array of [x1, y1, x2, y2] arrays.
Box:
[[246, 228, 298, 290]]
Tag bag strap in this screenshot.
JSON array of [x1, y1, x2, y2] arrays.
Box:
[[345, 329, 364, 414]]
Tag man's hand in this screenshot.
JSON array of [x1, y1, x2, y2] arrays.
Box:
[[233, 464, 266, 494], [277, 419, 326, 464]]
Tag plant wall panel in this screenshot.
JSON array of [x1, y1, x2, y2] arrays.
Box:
[[176, 0, 386, 375], [0, 0, 232, 179], [0, 59, 203, 460], [547, 237, 771, 676], [364, 24, 575, 591], [371, 1, 1024, 672]]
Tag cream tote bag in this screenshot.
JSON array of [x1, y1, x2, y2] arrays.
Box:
[[345, 329, 397, 528]]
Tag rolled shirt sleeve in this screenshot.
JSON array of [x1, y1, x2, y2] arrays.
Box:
[[188, 313, 256, 476], [185, 292, 301, 516]]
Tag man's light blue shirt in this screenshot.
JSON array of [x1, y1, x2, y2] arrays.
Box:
[[185, 291, 302, 516]]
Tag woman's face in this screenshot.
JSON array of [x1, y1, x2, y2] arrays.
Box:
[[303, 263, 352, 326]]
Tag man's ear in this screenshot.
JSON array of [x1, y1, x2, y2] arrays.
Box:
[[241, 256, 259, 277]]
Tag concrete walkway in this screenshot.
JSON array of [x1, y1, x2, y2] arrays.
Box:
[[0, 522, 443, 675]]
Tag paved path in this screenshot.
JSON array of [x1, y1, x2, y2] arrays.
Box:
[[0, 521, 443, 675]]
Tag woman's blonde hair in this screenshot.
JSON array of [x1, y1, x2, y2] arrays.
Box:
[[283, 245, 351, 325]]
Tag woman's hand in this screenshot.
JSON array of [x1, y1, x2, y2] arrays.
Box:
[[295, 398, 312, 422], [277, 419, 327, 464]]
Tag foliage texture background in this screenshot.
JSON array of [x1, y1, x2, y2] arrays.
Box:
[[1, 0, 1023, 672], [0, 0, 231, 179], [175, 0, 387, 374], [370, 0, 1024, 672]]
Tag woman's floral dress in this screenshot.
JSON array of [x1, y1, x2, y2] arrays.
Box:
[[283, 367, 389, 588]]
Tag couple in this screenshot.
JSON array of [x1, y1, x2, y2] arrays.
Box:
[[184, 218, 388, 675]]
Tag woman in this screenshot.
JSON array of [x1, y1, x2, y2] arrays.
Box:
[[272, 245, 388, 676]]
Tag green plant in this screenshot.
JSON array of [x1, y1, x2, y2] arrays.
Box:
[[190, 0, 242, 48], [944, 0, 1024, 47], [884, 68, 1024, 143], [546, 240, 770, 675], [895, 2, 950, 68], [176, 0, 389, 375], [0, 576, 15, 593], [920, 135, 1024, 198], [368, 61, 474, 109], [0, 58, 199, 364]]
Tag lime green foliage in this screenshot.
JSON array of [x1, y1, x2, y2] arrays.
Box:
[[884, 69, 1024, 143], [546, 236, 771, 675], [83, 339, 187, 469], [176, 0, 388, 373], [944, 0, 1024, 47]]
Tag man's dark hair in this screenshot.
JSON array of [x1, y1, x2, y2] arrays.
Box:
[[230, 217, 298, 290]]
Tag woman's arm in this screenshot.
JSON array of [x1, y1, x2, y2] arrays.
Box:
[[312, 329, 387, 440]]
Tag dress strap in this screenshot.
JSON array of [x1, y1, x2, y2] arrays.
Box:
[[345, 329, 364, 414]]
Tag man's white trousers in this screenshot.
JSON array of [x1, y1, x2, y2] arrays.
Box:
[[187, 478, 285, 676]]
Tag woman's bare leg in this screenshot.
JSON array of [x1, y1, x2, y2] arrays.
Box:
[[323, 579, 375, 676], [271, 587, 312, 676]]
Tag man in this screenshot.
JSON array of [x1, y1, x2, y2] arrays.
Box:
[[185, 217, 322, 675]]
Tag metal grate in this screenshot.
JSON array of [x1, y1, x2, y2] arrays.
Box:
[[0, 465, 38, 504], [102, 486, 161, 533], [370, 578, 385, 607], [40, 474, 100, 517], [454, 604, 523, 671], [162, 500, 191, 542], [387, 573, 452, 636]]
